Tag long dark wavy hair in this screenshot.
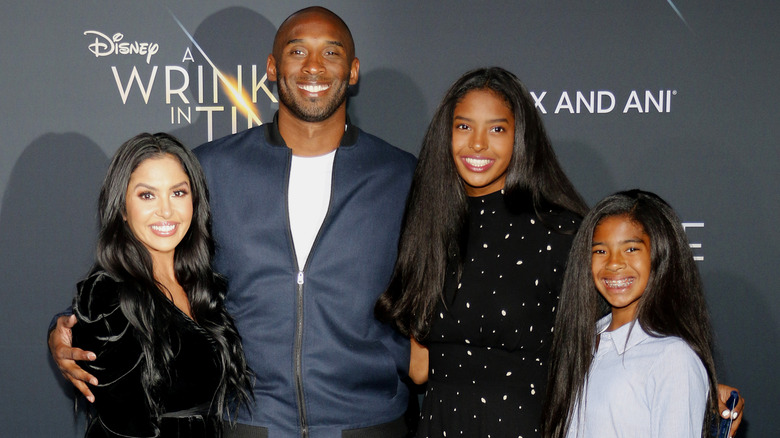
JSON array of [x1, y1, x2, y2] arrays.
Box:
[[541, 190, 718, 438], [94, 132, 252, 421], [375, 67, 588, 341]]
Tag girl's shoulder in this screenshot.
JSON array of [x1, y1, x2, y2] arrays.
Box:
[[642, 333, 706, 376], [648, 334, 697, 354]]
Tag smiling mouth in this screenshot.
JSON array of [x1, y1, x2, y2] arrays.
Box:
[[299, 84, 330, 93], [151, 223, 176, 233], [463, 157, 494, 170], [603, 277, 635, 288]]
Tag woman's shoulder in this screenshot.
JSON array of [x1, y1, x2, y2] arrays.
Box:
[[72, 270, 137, 350], [73, 270, 126, 322]]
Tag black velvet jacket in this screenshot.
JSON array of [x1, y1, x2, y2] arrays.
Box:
[[72, 271, 222, 437]]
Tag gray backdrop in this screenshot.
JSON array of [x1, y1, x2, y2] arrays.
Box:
[[1, 1, 777, 436]]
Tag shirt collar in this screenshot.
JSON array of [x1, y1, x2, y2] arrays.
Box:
[[264, 111, 359, 147], [596, 314, 651, 355]]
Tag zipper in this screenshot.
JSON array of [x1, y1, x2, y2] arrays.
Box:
[[284, 151, 310, 438], [294, 270, 308, 438], [286, 148, 338, 438]]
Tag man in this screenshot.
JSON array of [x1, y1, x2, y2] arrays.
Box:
[[50, 7, 416, 437]]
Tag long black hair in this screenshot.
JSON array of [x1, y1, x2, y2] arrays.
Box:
[[542, 190, 718, 438], [94, 132, 252, 420], [375, 67, 588, 341]]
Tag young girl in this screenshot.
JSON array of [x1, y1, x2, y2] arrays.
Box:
[[542, 190, 718, 438], [376, 67, 588, 437]]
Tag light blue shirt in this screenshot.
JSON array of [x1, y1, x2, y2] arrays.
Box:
[[565, 315, 709, 438]]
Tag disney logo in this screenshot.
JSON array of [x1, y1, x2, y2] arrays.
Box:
[[84, 31, 159, 64]]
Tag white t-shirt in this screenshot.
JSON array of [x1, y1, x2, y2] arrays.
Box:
[[287, 150, 336, 269]]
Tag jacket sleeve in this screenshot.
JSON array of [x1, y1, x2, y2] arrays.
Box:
[[72, 272, 159, 438]]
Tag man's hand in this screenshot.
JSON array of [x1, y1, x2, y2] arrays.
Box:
[[48, 315, 98, 402], [717, 384, 745, 437]]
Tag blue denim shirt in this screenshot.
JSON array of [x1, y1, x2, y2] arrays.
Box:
[[566, 315, 709, 438]]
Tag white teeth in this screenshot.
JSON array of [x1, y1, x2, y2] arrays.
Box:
[[151, 224, 175, 232], [299, 84, 329, 92], [604, 278, 634, 288], [464, 157, 492, 168]]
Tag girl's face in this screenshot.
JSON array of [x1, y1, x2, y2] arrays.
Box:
[[591, 215, 652, 330], [124, 154, 193, 265], [451, 89, 515, 197]]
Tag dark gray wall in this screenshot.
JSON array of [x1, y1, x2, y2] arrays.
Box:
[[1, 1, 777, 436]]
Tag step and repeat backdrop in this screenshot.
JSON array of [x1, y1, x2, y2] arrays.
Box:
[[1, 1, 777, 436]]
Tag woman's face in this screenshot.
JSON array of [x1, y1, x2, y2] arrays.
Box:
[[591, 215, 652, 329], [124, 154, 193, 263], [451, 88, 515, 197]]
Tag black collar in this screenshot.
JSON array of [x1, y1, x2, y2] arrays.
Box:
[[264, 111, 359, 147]]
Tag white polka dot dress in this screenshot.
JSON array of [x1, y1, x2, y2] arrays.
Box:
[[417, 191, 577, 438]]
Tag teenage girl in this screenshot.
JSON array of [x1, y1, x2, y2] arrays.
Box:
[[376, 67, 588, 437]]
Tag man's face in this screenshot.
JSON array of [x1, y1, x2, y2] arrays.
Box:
[[267, 11, 359, 123]]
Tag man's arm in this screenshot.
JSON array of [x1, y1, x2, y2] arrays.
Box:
[[48, 314, 98, 402]]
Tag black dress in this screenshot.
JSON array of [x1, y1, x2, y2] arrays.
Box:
[[72, 271, 223, 438], [417, 191, 577, 438]]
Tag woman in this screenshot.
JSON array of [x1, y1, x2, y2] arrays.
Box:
[[71, 133, 252, 437], [376, 67, 588, 437]]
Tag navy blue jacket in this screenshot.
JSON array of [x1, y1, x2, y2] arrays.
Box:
[[194, 117, 416, 437]]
